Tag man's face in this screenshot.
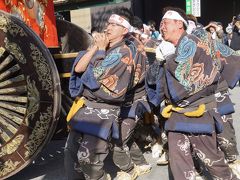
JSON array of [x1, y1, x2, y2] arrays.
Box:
[[160, 18, 179, 43], [209, 26, 216, 33], [105, 22, 127, 42]]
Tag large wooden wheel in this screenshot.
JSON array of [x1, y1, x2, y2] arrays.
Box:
[[0, 10, 61, 179]]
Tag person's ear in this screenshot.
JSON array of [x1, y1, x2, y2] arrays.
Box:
[[176, 20, 184, 29], [123, 28, 129, 35]]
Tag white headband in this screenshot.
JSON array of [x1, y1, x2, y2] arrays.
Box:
[[108, 14, 133, 31], [162, 10, 188, 27]]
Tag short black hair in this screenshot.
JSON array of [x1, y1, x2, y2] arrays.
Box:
[[131, 16, 143, 29], [91, 26, 100, 33], [162, 6, 188, 30], [112, 7, 133, 23], [216, 22, 223, 27], [147, 20, 156, 27], [236, 14, 240, 21]]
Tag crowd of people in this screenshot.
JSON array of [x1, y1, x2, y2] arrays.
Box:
[[64, 5, 240, 180]]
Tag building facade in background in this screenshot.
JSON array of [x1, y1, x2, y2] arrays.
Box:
[[54, 0, 240, 34]]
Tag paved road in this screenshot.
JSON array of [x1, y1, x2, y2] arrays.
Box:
[[9, 86, 240, 180]]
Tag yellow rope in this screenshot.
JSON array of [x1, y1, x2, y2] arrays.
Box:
[[161, 104, 206, 119], [66, 97, 85, 122]]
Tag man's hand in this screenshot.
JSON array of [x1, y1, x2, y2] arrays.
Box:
[[235, 21, 240, 30], [94, 33, 109, 51], [156, 40, 176, 61]]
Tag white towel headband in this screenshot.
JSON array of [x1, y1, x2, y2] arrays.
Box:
[[162, 10, 188, 27], [108, 14, 133, 31]]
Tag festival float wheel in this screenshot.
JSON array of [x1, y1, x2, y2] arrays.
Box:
[[0, 10, 61, 179]]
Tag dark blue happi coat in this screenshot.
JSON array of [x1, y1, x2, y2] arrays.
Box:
[[68, 40, 134, 139], [120, 35, 151, 120], [146, 31, 240, 134]]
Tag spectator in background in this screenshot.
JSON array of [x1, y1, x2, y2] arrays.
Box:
[[226, 19, 234, 46], [147, 20, 160, 40], [216, 21, 229, 45], [204, 21, 226, 44], [112, 11, 152, 179], [131, 16, 144, 41], [230, 14, 240, 50], [141, 23, 160, 49]]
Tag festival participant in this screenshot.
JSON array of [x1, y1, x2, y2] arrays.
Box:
[[192, 26, 240, 179], [157, 6, 238, 179], [112, 9, 152, 180], [65, 12, 135, 180]]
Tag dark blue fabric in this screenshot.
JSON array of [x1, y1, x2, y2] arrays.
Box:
[[70, 121, 113, 140], [145, 62, 164, 107], [69, 51, 85, 98], [213, 115, 224, 134], [165, 70, 180, 103], [69, 51, 105, 98], [112, 121, 119, 139], [81, 64, 100, 90], [120, 101, 151, 119], [164, 109, 223, 134], [229, 73, 240, 89], [173, 122, 213, 134], [125, 39, 137, 59], [69, 105, 120, 140], [145, 87, 159, 107], [217, 103, 235, 116]]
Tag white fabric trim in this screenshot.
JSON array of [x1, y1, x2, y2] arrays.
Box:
[[108, 14, 133, 31], [141, 33, 149, 39], [132, 27, 142, 35], [162, 10, 188, 27], [186, 20, 196, 34]]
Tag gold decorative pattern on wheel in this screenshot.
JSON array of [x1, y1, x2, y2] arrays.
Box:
[[0, 134, 24, 157], [24, 106, 52, 158], [30, 43, 54, 97], [0, 14, 27, 37], [0, 160, 21, 177], [4, 38, 27, 64], [25, 76, 39, 125]]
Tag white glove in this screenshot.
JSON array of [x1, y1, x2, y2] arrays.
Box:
[[211, 32, 217, 39], [226, 23, 233, 34], [151, 143, 163, 158], [156, 40, 176, 61], [186, 20, 197, 34], [155, 45, 165, 61]]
